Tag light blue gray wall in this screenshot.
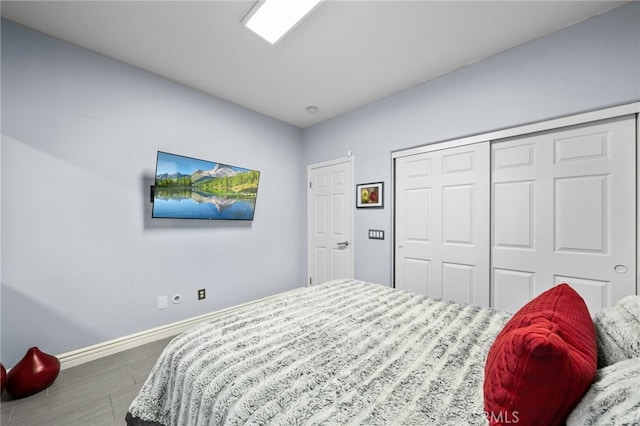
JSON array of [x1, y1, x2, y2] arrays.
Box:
[[1, 20, 305, 367], [302, 2, 640, 286], [2, 2, 639, 367]]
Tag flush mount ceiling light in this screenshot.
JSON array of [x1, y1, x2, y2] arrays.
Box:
[[243, 0, 324, 44]]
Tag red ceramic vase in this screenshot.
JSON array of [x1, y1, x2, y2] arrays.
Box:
[[6, 347, 60, 398], [1, 363, 6, 394]]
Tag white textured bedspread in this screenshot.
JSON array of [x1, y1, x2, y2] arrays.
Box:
[[127, 280, 509, 425]]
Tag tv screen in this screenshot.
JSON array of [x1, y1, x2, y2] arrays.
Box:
[[152, 151, 260, 220]]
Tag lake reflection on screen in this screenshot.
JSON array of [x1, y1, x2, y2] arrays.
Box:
[[153, 190, 257, 220], [152, 151, 260, 221]]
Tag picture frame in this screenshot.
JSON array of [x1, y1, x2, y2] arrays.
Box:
[[356, 182, 384, 208]]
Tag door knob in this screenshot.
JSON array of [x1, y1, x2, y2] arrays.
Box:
[[337, 241, 349, 248]]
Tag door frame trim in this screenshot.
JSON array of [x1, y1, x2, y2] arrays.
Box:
[[307, 156, 355, 286], [637, 114, 640, 297], [392, 102, 639, 159]]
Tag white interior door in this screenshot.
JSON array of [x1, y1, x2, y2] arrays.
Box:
[[492, 115, 636, 314], [394, 142, 490, 306], [308, 158, 354, 285]]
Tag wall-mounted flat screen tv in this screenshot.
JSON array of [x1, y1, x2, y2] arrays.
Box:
[[152, 151, 260, 220]]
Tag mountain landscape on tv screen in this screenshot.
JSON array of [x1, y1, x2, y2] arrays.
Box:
[[153, 153, 260, 220]]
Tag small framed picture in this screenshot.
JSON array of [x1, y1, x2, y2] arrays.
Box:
[[356, 182, 384, 208]]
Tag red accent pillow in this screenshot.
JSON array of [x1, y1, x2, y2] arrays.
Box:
[[484, 284, 597, 426]]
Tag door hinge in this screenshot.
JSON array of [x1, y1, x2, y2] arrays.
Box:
[[309, 277, 312, 285], [309, 181, 312, 189]]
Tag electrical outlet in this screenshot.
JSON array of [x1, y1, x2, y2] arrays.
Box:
[[157, 296, 168, 310], [198, 289, 206, 300]]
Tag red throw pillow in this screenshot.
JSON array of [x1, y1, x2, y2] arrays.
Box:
[[484, 284, 596, 426]]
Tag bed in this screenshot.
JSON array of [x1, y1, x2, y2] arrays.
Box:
[[126, 279, 640, 426]]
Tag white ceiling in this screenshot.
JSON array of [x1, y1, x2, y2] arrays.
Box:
[[1, 1, 629, 128]]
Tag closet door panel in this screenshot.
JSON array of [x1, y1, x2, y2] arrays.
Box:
[[405, 188, 431, 241], [493, 181, 534, 249], [493, 269, 534, 313], [395, 142, 490, 306], [442, 262, 475, 303], [491, 115, 636, 314], [401, 258, 431, 296], [555, 175, 607, 253], [442, 184, 473, 244]]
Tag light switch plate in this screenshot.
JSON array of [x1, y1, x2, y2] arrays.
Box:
[[368, 229, 385, 240]]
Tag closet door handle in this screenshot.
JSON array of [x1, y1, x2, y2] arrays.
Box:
[[337, 241, 350, 248], [614, 264, 628, 274]]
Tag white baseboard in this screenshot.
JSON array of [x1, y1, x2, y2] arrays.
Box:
[[57, 289, 297, 370]]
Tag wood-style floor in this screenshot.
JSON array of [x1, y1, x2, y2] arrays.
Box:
[[1, 336, 175, 426]]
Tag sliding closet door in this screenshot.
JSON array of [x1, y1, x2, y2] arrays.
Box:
[[395, 142, 490, 307], [492, 115, 636, 314]]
